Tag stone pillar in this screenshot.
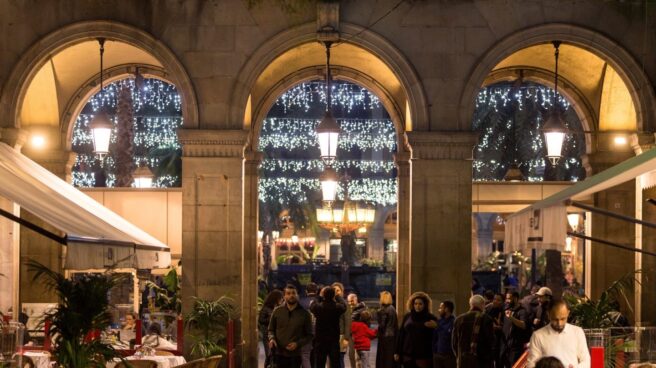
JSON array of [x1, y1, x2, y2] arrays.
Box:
[[395, 151, 411, 314], [474, 213, 496, 264], [586, 151, 636, 310], [242, 149, 261, 368], [178, 129, 248, 351], [19, 148, 75, 306], [406, 132, 478, 314]]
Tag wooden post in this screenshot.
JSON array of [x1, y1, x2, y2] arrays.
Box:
[[135, 319, 142, 345], [176, 317, 183, 354]]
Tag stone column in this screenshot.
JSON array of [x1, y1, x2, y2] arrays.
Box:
[[474, 213, 496, 264], [394, 151, 411, 314], [19, 148, 75, 306], [586, 151, 636, 307], [242, 148, 261, 368], [178, 129, 248, 350], [406, 131, 478, 314]]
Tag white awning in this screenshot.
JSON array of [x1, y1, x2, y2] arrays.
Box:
[[506, 147, 656, 252], [0, 142, 170, 269]]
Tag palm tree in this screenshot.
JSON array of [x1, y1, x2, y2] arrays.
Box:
[[27, 261, 125, 368], [185, 296, 238, 359]]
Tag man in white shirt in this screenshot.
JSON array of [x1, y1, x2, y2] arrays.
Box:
[[527, 300, 590, 368]]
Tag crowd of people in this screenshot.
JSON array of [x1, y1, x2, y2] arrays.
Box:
[[261, 284, 591, 368]]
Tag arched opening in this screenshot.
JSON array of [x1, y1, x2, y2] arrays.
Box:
[[256, 79, 398, 366], [468, 33, 648, 303]]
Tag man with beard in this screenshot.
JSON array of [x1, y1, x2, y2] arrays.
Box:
[[269, 284, 314, 368], [526, 301, 590, 368], [502, 292, 531, 368], [432, 301, 456, 368], [486, 294, 505, 368], [311, 286, 346, 368], [532, 287, 553, 330], [452, 295, 494, 368]]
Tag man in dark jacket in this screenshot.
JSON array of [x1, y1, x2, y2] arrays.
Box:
[[502, 292, 531, 368], [268, 284, 314, 368], [310, 286, 346, 368], [433, 301, 456, 368], [452, 295, 495, 368]]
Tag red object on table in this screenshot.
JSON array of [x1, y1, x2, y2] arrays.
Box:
[[176, 317, 184, 353], [43, 320, 51, 351], [591, 346, 605, 368], [136, 319, 142, 345]]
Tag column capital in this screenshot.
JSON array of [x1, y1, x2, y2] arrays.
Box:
[[0, 128, 28, 149], [406, 131, 478, 160], [583, 150, 635, 174], [23, 148, 76, 181], [178, 129, 249, 158], [630, 132, 656, 155]]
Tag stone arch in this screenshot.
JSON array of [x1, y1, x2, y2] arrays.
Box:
[[460, 23, 656, 133], [231, 22, 429, 147], [61, 64, 175, 150], [483, 67, 595, 155], [0, 20, 199, 135], [250, 65, 405, 151]]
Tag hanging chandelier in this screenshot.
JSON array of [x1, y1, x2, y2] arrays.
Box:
[[543, 41, 567, 165], [89, 38, 113, 159]]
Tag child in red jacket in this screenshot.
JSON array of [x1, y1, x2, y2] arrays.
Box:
[[351, 310, 377, 368]]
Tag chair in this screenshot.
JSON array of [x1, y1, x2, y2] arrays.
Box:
[[16, 355, 36, 368], [204, 355, 222, 368], [115, 360, 158, 368], [175, 358, 207, 368], [155, 350, 175, 356]]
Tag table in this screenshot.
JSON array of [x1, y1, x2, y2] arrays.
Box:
[[23, 351, 51, 368], [106, 355, 186, 368]]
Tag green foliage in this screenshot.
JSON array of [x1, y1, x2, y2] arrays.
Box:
[[185, 297, 239, 359], [145, 268, 181, 314], [27, 260, 125, 368], [148, 147, 182, 187], [565, 272, 639, 329]]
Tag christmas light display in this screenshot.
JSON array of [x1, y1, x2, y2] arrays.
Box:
[[72, 78, 183, 187], [472, 81, 586, 182], [260, 81, 398, 210]]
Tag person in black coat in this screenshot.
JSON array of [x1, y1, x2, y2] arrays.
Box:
[[376, 291, 399, 368], [452, 295, 495, 368], [310, 286, 346, 368], [395, 291, 438, 368], [259, 290, 283, 368]]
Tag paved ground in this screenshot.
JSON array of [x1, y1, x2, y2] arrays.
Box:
[[258, 337, 380, 367]]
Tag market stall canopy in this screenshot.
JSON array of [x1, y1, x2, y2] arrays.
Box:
[[0, 142, 170, 269], [506, 147, 656, 253]]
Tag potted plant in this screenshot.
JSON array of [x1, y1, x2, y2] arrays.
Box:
[[145, 266, 181, 315], [185, 296, 238, 359], [27, 260, 125, 368]]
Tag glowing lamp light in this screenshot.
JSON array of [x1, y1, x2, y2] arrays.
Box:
[[567, 213, 580, 231], [291, 234, 299, 244], [316, 111, 340, 166], [614, 135, 628, 146], [320, 167, 339, 203], [257, 230, 264, 240], [565, 236, 573, 252], [31, 135, 46, 149], [133, 165, 154, 188], [90, 111, 113, 157], [271, 231, 280, 240], [543, 111, 566, 165]]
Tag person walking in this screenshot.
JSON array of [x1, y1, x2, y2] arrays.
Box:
[[452, 295, 495, 368], [333, 282, 352, 368], [531, 287, 552, 330], [395, 292, 438, 368], [432, 301, 456, 368], [268, 284, 314, 368], [301, 283, 319, 368], [351, 310, 377, 368], [502, 292, 531, 368], [526, 301, 590, 368], [260, 290, 283, 368], [348, 292, 366, 365], [311, 286, 347, 368], [376, 291, 398, 368]]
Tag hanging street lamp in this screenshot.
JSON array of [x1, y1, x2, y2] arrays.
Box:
[[133, 165, 154, 188], [320, 166, 339, 203], [543, 41, 567, 165], [89, 38, 113, 160], [316, 41, 340, 167]]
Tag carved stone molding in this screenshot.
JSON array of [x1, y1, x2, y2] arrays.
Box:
[[23, 149, 77, 180], [178, 129, 249, 158], [406, 131, 479, 160], [630, 132, 656, 155]]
